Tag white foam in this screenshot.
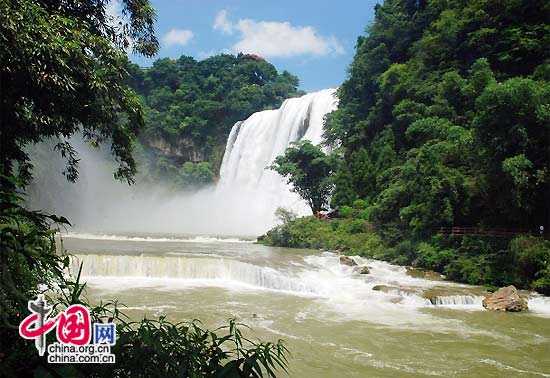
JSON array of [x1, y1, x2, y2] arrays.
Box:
[[528, 295, 550, 317], [72, 251, 550, 328], [72, 254, 322, 296], [480, 359, 550, 377], [61, 232, 253, 243]]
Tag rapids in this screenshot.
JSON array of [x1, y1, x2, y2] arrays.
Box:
[[64, 234, 550, 377]]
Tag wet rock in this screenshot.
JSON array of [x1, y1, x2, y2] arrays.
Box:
[[406, 267, 444, 281], [339, 255, 357, 266], [372, 285, 394, 293], [353, 266, 370, 274], [482, 285, 528, 312], [372, 285, 418, 297]]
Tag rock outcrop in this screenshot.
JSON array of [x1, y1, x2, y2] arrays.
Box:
[[482, 285, 528, 312], [372, 285, 396, 293], [406, 267, 444, 281], [354, 266, 370, 274], [423, 286, 488, 306], [148, 137, 205, 162], [372, 285, 419, 297], [339, 255, 357, 266]]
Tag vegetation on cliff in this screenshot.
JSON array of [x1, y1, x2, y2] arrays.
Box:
[[128, 54, 302, 189], [264, 0, 550, 294]]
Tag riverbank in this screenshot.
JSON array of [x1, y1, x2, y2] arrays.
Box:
[[258, 216, 550, 295]]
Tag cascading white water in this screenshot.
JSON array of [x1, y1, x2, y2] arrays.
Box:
[[70, 247, 550, 322], [72, 254, 320, 295], [429, 295, 483, 306], [217, 88, 338, 219]]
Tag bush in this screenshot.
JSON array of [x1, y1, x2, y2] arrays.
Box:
[[510, 236, 550, 293], [339, 206, 353, 218], [346, 219, 367, 234], [415, 242, 455, 272], [260, 216, 385, 257], [532, 268, 550, 295], [444, 256, 491, 285], [260, 215, 550, 294]]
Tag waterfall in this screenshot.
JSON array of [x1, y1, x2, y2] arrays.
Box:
[[217, 88, 338, 220], [428, 295, 483, 306], [71, 254, 321, 295], [26, 90, 338, 235]]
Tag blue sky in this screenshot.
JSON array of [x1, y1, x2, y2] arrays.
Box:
[[125, 0, 380, 92]]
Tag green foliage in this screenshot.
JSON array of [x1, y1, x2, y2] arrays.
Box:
[[262, 214, 550, 293], [274, 207, 298, 225], [309, 0, 550, 290], [259, 216, 384, 258], [0, 0, 158, 186], [509, 236, 550, 294], [1, 2, 291, 375], [327, 0, 549, 240], [270, 141, 336, 214], [129, 54, 302, 186]]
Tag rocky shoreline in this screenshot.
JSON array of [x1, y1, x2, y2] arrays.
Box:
[[339, 254, 536, 312]]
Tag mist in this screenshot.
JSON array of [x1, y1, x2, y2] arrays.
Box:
[[26, 89, 337, 237], [26, 139, 304, 237]]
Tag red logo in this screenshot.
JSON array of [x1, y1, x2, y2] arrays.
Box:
[[19, 295, 91, 355]]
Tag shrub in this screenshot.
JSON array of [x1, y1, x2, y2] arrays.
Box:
[[510, 236, 550, 292], [415, 242, 455, 272], [339, 206, 353, 218]]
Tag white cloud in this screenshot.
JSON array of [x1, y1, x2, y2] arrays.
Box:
[[213, 10, 344, 58], [163, 29, 194, 47], [213, 10, 233, 35]]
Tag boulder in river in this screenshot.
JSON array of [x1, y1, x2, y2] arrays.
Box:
[[406, 267, 444, 281], [339, 255, 357, 266], [372, 285, 395, 293], [372, 285, 419, 297], [482, 285, 528, 312], [353, 266, 370, 274]]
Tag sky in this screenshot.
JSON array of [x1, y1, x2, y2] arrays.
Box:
[[124, 0, 380, 92]]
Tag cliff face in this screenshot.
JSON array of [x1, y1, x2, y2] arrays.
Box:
[[146, 137, 206, 163]]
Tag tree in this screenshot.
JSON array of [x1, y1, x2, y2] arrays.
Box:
[[271, 141, 335, 214], [312, 0, 550, 291], [474, 78, 550, 229], [0, 0, 158, 188]]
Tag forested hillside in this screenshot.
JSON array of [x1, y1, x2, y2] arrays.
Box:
[[264, 0, 550, 292], [127, 54, 302, 188]]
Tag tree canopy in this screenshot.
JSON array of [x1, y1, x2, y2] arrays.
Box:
[[271, 141, 335, 214], [325, 0, 550, 241], [261, 0, 550, 294], [0, 0, 158, 187], [0, 1, 290, 376]]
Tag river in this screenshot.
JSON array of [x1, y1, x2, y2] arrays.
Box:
[[64, 232, 550, 377]]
